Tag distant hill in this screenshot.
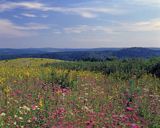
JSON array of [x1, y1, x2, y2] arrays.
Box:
[[0, 48, 120, 55], [0, 47, 160, 60], [114, 47, 160, 58]]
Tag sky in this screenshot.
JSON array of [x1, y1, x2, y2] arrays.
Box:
[[0, 0, 160, 48]]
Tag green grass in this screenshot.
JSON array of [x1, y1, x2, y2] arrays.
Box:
[[0, 58, 159, 127]]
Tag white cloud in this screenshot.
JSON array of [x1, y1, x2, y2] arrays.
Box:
[[134, 0, 160, 5], [41, 14, 48, 18], [0, 19, 30, 37], [14, 23, 49, 30], [77, 12, 97, 18], [0, 2, 44, 11], [64, 25, 113, 34], [62, 19, 160, 47], [15, 13, 48, 18], [64, 19, 160, 34], [13, 15, 22, 19], [71, 7, 122, 18], [119, 19, 160, 32], [0, 19, 49, 38], [126, 0, 160, 7], [41, 7, 124, 18], [21, 13, 37, 18], [0, 1, 124, 18]]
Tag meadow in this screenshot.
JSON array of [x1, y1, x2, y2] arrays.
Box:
[[0, 58, 160, 128]]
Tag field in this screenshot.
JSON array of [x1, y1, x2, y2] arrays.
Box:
[[0, 58, 160, 128]]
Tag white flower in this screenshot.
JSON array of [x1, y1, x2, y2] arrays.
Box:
[[27, 119, 31, 123], [82, 106, 93, 113], [19, 110, 23, 114], [19, 117, 23, 120], [22, 105, 31, 111], [0, 113, 6, 117], [85, 93, 88, 96]]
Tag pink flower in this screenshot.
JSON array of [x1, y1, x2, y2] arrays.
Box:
[[52, 108, 66, 119], [32, 116, 37, 121], [86, 120, 94, 128], [131, 124, 140, 128], [31, 105, 38, 110], [61, 88, 70, 94], [126, 107, 134, 111], [133, 114, 139, 121]]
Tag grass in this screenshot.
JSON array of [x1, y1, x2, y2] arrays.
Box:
[[0, 58, 160, 128]]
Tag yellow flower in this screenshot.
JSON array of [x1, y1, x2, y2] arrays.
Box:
[[13, 80, 17, 83], [0, 78, 6, 85], [25, 71, 30, 77], [39, 98, 43, 109], [3, 86, 11, 96], [108, 96, 113, 100], [57, 90, 62, 95]]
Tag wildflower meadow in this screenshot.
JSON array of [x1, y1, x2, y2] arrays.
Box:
[[0, 58, 160, 128]]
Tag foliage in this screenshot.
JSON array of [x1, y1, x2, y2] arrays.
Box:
[[0, 47, 160, 61], [0, 58, 159, 127], [45, 57, 160, 79]]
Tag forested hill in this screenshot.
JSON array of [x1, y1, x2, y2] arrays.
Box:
[[114, 47, 160, 58], [0, 47, 160, 60]]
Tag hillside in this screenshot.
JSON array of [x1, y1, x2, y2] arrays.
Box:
[[114, 47, 160, 58], [0, 58, 160, 127], [0, 47, 160, 60]]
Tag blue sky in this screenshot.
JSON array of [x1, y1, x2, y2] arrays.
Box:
[[0, 0, 160, 48]]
